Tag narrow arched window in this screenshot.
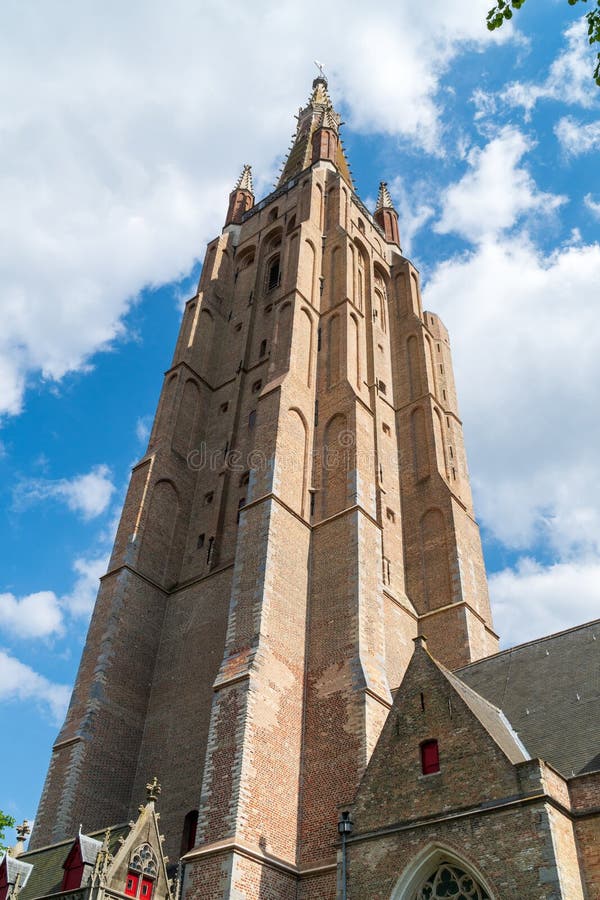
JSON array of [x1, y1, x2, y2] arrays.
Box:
[[237, 497, 246, 522], [180, 810, 198, 856], [420, 739, 440, 775], [266, 255, 280, 291]]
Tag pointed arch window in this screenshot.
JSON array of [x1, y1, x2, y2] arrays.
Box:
[[180, 810, 199, 856], [415, 862, 490, 899], [126, 844, 158, 900]]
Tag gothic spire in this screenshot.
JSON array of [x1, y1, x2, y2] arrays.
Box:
[[375, 181, 395, 212], [374, 180, 401, 247], [224, 164, 255, 227], [235, 163, 253, 194], [277, 76, 353, 189]]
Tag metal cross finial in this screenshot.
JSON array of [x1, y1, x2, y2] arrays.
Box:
[[314, 60, 326, 79], [146, 776, 161, 802]]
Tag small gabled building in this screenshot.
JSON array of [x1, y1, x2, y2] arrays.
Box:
[[0, 853, 33, 900], [6, 782, 174, 900], [345, 625, 600, 899]]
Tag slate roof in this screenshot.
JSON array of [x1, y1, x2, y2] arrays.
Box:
[[78, 836, 102, 867], [17, 825, 129, 900], [442, 666, 530, 764], [455, 618, 600, 777], [2, 855, 33, 890]]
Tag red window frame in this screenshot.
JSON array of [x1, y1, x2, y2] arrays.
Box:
[[420, 739, 440, 775], [125, 872, 139, 897]]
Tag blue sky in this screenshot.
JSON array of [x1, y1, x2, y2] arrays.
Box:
[[1, 0, 599, 848]]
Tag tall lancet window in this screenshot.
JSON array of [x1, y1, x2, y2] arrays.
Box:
[[374, 270, 388, 333]]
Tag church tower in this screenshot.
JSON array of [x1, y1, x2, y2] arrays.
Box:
[[30, 77, 498, 898]]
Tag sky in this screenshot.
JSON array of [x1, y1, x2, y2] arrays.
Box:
[[1, 0, 599, 848]]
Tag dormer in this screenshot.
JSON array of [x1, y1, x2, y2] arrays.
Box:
[[0, 855, 33, 900], [60, 834, 102, 891]]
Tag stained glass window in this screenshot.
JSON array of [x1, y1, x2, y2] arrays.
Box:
[[415, 862, 490, 899], [129, 844, 158, 878]]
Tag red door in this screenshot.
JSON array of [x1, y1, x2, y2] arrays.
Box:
[[140, 878, 154, 900]]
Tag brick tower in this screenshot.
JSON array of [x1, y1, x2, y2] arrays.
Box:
[[31, 77, 498, 897]]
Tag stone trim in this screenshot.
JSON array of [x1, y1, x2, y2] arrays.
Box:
[[418, 599, 500, 638], [52, 736, 83, 752], [99, 564, 167, 594], [312, 502, 381, 532], [346, 790, 589, 847], [383, 589, 418, 619], [241, 491, 311, 531], [183, 839, 297, 877]]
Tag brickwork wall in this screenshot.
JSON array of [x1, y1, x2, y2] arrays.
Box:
[[345, 804, 575, 899], [570, 772, 600, 898], [546, 805, 585, 899], [389, 261, 498, 665], [297, 870, 336, 900], [346, 642, 584, 899], [31, 569, 167, 847], [129, 569, 233, 859], [34, 114, 500, 897]]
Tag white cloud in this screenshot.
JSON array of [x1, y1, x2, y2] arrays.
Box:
[[434, 128, 565, 243], [135, 416, 152, 445], [425, 238, 600, 557], [62, 556, 108, 618], [555, 116, 600, 156], [14, 464, 115, 520], [0, 553, 106, 641], [490, 557, 600, 647], [0, 0, 508, 418], [0, 650, 70, 725], [387, 176, 435, 257], [585, 193, 600, 217], [472, 88, 498, 121], [0, 591, 63, 640], [498, 20, 598, 117]]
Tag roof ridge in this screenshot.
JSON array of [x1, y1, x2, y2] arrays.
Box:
[[19, 824, 130, 858], [456, 616, 600, 671]]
